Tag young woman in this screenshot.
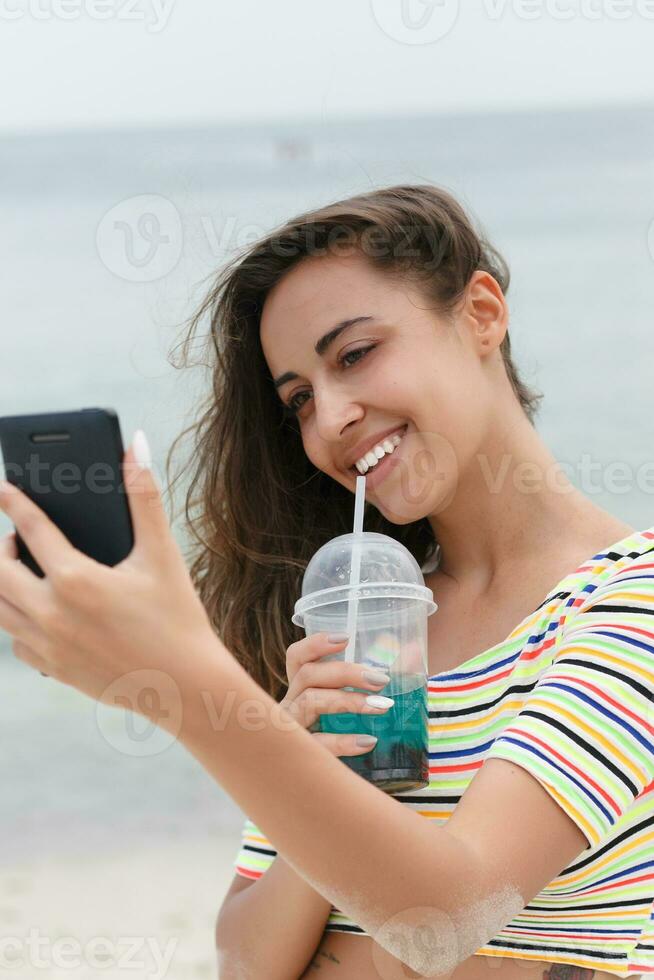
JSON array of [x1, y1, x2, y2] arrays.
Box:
[[1, 184, 652, 979]]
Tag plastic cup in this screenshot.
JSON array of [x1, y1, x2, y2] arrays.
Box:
[[292, 531, 438, 793]]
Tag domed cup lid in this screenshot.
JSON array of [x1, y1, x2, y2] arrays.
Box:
[[292, 531, 437, 627]]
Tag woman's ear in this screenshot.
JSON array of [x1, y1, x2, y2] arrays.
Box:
[[463, 270, 509, 356]]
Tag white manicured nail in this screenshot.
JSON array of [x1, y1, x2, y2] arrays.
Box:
[[132, 429, 152, 470], [365, 695, 394, 710]]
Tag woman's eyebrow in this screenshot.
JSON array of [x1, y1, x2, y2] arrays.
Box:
[[272, 315, 376, 391]]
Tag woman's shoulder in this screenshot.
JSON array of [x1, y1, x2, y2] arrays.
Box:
[[565, 522, 654, 610]]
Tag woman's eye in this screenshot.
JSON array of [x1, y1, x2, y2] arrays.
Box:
[[283, 345, 376, 416], [339, 345, 373, 368]]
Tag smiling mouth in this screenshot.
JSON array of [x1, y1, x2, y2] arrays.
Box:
[[347, 424, 408, 476]]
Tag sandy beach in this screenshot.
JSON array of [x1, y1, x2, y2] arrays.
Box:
[[0, 833, 240, 979], [0, 652, 252, 978]]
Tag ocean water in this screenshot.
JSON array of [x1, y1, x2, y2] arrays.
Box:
[[1, 103, 653, 862]]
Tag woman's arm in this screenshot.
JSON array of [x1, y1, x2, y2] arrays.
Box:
[[175, 648, 524, 975], [216, 858, 333, 980]]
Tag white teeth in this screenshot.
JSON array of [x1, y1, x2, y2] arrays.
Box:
[[354, 428, 406, 474]]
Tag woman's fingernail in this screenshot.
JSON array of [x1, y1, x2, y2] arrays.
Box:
[[327, 633, 349, 643], [362, 670, 390, 686], [132, 430, 152, 471], [356, 734, 378, 747], [365, 695, 394, 709]]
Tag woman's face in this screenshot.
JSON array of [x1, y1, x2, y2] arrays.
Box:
[[260, 250, 503, 524]]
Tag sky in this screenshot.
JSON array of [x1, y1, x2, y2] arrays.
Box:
[[1, 0, 654, 133]]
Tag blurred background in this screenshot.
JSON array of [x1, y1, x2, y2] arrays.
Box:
[[1, 2, 653, 977]]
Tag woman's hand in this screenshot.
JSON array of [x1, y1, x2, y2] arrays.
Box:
[[0, 439, 219, 722], [279, 631, 394, 757]]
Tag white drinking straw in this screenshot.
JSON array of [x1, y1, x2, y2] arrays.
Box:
[[344, 475, 366, 664]]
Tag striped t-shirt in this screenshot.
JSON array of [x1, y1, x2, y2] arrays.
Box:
[[233, 526, 654, 977]]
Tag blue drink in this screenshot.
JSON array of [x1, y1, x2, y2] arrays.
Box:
[[318, 674, 429, 793]]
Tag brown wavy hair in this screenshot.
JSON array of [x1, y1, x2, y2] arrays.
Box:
[[164, 183, 543, 703]]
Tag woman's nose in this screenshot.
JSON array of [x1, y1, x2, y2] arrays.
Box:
[[313, 390, 363, 443]]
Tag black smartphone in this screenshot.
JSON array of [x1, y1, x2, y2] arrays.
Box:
[[0, 407, 134, 578]]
